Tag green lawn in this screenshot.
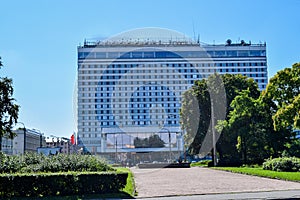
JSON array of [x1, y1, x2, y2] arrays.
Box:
[[214, 167, 300, 182]]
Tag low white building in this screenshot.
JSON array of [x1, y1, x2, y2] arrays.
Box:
[[13, 128, 46, 155], [1, 137, 13, 155], [45, 136, 76, 154]]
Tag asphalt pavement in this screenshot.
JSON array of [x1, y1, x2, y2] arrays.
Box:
[[130, 167, 300, 199], [134, 190, 300, 200]]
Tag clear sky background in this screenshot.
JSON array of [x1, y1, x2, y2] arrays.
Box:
[[0, 0, 299, 137]]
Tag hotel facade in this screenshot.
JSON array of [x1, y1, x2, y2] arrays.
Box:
[[77, 31, 267, 162]]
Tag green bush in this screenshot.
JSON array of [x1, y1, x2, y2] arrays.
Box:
[[0, 152, 113, 173], [262, 157, 300, 172], [0, 172, 128, 198]]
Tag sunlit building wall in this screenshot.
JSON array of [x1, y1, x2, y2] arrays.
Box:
[[77, 39, 267, 154]]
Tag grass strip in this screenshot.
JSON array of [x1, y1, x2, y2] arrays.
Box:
[[190, 160, 211, 167], [116, 167, 137, 197], [214, 167, 300, 182]]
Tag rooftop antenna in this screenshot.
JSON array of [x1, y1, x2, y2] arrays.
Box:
[[192, 21, 196, 42]]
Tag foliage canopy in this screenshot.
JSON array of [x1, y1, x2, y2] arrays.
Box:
[[180, 64, 300, 166], [0, 57, 19, 150]]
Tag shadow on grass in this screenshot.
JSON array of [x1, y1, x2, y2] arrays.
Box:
[[10, 191, 135, 200]]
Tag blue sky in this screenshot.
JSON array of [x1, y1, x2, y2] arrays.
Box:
[[0, 0, 299, 137]]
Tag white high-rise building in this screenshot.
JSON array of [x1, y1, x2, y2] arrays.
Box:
[[77, 29, 267, 162]]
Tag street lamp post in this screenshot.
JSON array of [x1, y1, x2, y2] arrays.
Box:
[[115, 134, 118, 163], [176, 131, 182, 158], [211, 99, 217, 167], [161, 127, 171, 162], [168, 131, 171, 162]]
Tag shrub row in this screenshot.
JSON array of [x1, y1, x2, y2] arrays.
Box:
[[0, 152, 113, 173], [0, 171, 128, 198], [263, 157, 300, 172]]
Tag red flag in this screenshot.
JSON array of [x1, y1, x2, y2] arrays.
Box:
[[71, 134, 75, 145]]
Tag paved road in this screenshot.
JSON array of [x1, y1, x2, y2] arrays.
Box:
[[135, 190, 300, 200], [131, 167, 300, 198]]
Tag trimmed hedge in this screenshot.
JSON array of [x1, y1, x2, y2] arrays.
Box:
[[263, 157, 300, 172], [0, 152, 113, 173], [0, 171, 128, 198]]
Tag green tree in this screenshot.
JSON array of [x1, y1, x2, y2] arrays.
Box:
[[274, 94, 300, 129], [215, 75, 261, 165], [0, 57, 20, 151], [180, 79, 209, 155], [134, 134, 165, 148], [148, 134, 165, 148], [264, 63, 300, 131], [180, 73, 260, 159], [218, 63, 300, 164], [283, 139, 300, 157], [219, 90, 272, 164], [262, 62, 300, 157]]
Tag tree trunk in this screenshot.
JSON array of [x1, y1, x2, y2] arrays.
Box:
[[211, 149, 216, 166], [0, 136, 2, 151], [242, 137, 247, 164]]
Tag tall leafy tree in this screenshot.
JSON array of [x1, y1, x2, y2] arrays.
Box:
[[264, 63, 300, 131], [180, 73, 260, 159], [262, 63, 300, 157], [216, 75, 261, 165], [220, 90, 273, 164], [218, 63, 300, 164], [180, 79, 209, 155], [0, 57, 20, 151]]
